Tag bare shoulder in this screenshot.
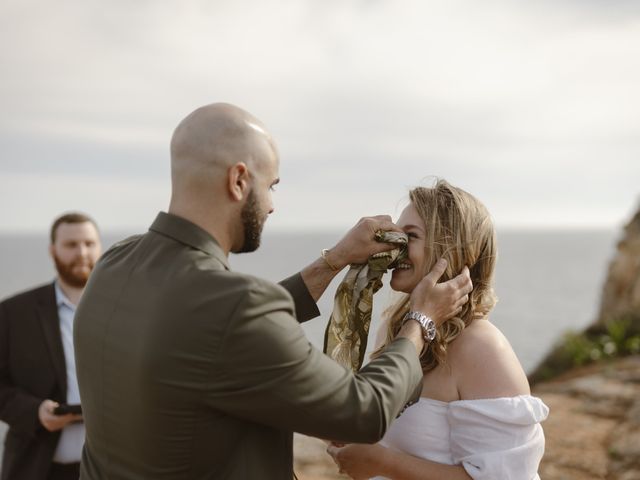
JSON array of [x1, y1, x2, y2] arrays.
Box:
[[448, 319, 531, 400], [449, 319, 511, 360]]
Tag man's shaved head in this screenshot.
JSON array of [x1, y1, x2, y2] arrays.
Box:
[[168, 103, 280, 255], [170, 103, 276, 193]]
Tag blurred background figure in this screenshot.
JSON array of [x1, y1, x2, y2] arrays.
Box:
[[0, 213, 101, 480]]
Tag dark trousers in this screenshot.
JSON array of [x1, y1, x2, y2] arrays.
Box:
[[48, 462, 80, 480]]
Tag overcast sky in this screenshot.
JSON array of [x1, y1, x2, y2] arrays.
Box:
[[1, 0, 639, 233]]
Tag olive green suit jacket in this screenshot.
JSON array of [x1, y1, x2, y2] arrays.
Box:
[[74, 212, 422, 479]]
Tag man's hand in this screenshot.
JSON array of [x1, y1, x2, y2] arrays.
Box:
[[409, 259, 473, 325], [38, 399, 82, 432], [325, 215, 403, 270], [301, 215, 403, 301]]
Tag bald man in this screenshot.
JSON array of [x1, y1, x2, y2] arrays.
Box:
[[74, 103, 472, 479]]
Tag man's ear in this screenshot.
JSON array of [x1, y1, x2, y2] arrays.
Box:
[[48, 244, 56, 260], [227, 162, 250, 201]]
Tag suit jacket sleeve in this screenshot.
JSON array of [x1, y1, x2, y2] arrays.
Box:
[[208, 279, 422, 443], [278, 272, 320, 323], [0, 301, 43, 437]]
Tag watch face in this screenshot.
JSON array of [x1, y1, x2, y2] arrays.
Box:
[[425, 320, 437, 341], [427, 324, 436, 342]]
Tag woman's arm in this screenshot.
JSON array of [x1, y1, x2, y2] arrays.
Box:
[[327, 443, 472, 480]]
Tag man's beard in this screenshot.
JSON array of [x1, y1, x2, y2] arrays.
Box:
[[235, 189, 266, 254], [53, 254, 94, 288]]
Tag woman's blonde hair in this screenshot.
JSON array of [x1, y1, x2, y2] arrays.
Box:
[[372, 179, 498, 373]]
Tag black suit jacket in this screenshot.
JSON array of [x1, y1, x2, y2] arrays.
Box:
[[0, 283, 68, 480]]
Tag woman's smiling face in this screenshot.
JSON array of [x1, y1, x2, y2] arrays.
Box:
[[390, 203, 430, 294]]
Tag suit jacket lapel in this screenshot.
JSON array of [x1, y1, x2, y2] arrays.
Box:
[[36, 283, 67, 398]]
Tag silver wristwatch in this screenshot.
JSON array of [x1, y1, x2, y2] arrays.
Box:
[[403, 311, 437, 342]]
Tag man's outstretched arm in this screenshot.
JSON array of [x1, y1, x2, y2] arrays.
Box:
[[210, 260, 472, 443]]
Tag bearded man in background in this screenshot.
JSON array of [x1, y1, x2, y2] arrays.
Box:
[[0, 212, 102, 480]]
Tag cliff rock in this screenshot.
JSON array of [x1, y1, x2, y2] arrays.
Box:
[[597, 206, 640, 325]]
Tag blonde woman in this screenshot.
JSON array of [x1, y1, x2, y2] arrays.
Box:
[[328, 180, 548, 480]]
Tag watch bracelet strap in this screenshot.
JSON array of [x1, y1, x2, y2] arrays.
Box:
[[403, 310, 436, 343]]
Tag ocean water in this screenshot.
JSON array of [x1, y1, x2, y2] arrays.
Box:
[[0, 228, 618, 373]]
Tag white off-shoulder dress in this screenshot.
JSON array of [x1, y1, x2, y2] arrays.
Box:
[[372, 395, 549, 480]]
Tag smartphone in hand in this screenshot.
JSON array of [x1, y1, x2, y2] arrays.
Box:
[[53, 404, 82, 415]]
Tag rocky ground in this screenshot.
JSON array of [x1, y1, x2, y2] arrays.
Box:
[[294, 355, 640, 480], [536, 355, 640, 480]]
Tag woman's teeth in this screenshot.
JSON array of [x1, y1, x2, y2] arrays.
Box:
[[395, 263, 412, 270]]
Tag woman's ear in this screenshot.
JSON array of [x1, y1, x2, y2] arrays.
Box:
[[227, 162, 250, 201]]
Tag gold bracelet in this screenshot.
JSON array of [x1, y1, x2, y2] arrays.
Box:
[[321, 248, 340, 271]]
